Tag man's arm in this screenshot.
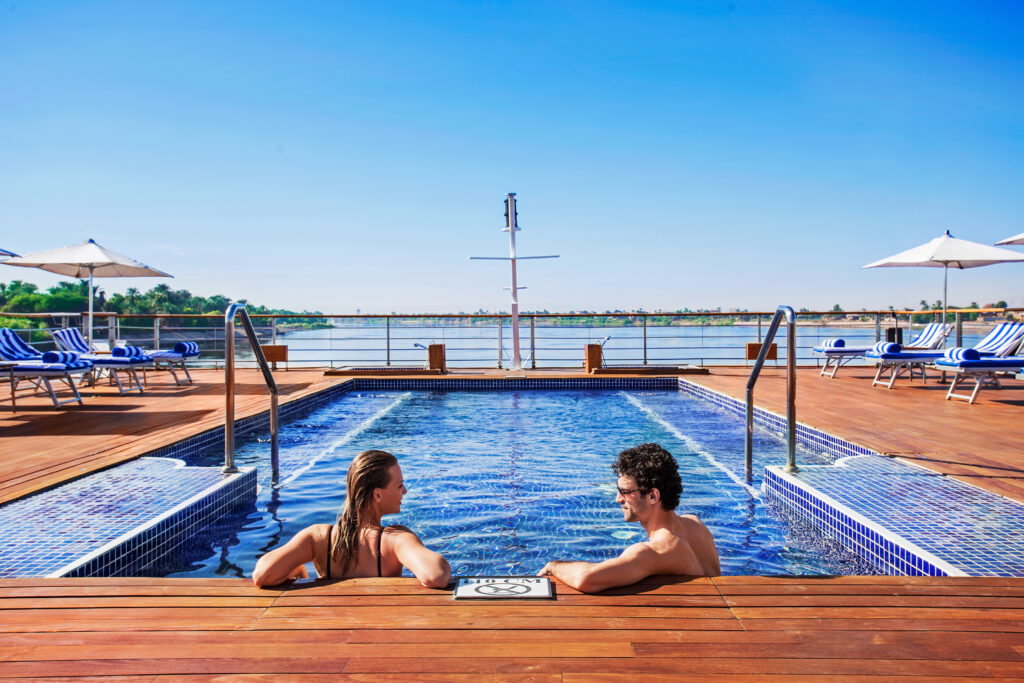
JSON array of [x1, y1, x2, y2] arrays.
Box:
[[390, 527, 451, 589], [538, 542, 658, 593]]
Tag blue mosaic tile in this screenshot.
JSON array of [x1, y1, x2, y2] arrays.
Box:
[[0, 459, 255, 578], [679, 378, 1024, 577]]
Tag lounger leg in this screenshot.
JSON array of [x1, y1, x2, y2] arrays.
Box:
[[127, 367, 144, 394], [41, 377, 60, 407]]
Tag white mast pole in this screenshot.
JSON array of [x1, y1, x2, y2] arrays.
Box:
[[505, 193, 522, 371]]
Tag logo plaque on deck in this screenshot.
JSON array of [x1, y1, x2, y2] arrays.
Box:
[[453, 576, 553, 600]]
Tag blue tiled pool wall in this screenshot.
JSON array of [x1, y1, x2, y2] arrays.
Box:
[[677, 380, 876, 464], [350, 377, 680, 391], [60, 467, 257, 577], [763, 468, 950, 577], [676, 379, 958, 576], [146, 381, 357, 464]]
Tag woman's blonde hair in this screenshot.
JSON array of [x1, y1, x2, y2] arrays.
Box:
[[330, 450, 398, 575]]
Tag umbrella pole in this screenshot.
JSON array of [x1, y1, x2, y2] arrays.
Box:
[[942, 263, 948, 344], [87, 267, 94, 345]]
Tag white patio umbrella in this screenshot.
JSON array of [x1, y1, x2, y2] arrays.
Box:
[[863, 230, 1024, 337], [2, 238, 172, 342], [996, 232, 1024, 246]]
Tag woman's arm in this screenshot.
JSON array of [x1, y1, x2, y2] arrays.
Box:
[[390, 528, 451, 589], [251, 525, 321, 588]]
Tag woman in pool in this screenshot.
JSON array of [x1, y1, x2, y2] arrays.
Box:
[[252, 449, 451, 588]]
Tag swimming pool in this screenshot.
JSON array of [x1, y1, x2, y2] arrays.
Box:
[[161, 389, 877, 577]]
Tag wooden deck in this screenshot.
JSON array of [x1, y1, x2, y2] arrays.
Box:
[[2, 575, 1024, 678], [684, 366, 1024, 504], [3, 367, 1024, 676], [0, 368, 351, 505]]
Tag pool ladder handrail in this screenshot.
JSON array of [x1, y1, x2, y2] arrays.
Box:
[[745, 305, 797, 483], [223, 303, 280, 483]]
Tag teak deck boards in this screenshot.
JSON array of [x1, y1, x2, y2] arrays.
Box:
[[684, 367, 1024, 504], [1, 576, 1023, 677]]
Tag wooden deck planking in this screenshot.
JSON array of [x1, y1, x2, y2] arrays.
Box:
[[684, 366, 1024, 503], [0, 369, 346, 504], [2, 576, 1024, 677]]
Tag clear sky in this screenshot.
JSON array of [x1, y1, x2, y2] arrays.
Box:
[[2, 1, 1022, 313]]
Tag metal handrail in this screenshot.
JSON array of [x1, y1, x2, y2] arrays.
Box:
[[224, 303, 280, 483], [744, 305, 797, 483]]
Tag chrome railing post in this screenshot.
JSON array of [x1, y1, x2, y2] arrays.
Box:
[[530, 315, 536, 369], [643, 314, 648, 365], [386, 316, 391, 366], [955, 312, 963, 346], [497, 316, 504, 369], [271, 317, 278, 345], [224, 304, 280, 482], [154, 316, 161, 351], [874, 313, 881, 343], [224, 310, 237, 474], [745, 305, 797, 483]]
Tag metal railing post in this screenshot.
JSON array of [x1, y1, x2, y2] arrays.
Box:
[[108, 315, 116, 346], [874, 313, 881, 343], [530, 315, 536, 369], [154, 317, 161, 351], [497, 316, 504, 369], [224, 304, 280, 482], [745, 305, 797, 483], [386, 316, 391, 366], [643, 314, 648, 365], [955, 312, 963, 346], [271, 318, 278, 344], [224, 313, 237, 474]]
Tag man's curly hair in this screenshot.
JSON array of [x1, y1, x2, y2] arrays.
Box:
[[611, 443, 682, 511]]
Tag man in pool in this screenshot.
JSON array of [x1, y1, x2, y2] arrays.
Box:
[[538, 442, 720, 592]]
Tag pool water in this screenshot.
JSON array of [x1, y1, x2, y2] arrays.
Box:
[[161, 390, 878, 578]]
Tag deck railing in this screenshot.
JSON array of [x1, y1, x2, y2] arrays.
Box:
[[3, 308, 1021, 369]]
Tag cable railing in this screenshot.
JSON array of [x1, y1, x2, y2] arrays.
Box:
[[2, 309, 1019, 369]]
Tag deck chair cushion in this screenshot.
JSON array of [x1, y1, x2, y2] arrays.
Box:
[[41, 351, 81, 364], [112, 345, 147, 358], [872, 342, 901, 355], [943, 347, 980, 362]]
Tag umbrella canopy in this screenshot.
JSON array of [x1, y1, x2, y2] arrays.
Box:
[[0, 248, 18, 260], [2, 238, 172, 342], [996, 232, 1024, 246], [863, 230, 1024, 334]]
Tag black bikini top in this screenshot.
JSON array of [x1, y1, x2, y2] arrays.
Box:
[[325, 524, 383, 579]]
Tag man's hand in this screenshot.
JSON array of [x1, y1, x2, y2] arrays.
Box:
[[536, 543, 658, 593]]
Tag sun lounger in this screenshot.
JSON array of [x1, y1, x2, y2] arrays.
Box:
[[933, 347, 1024, 404], [867, 322, 1024, 390], [813, 323, 950, 379], [52, 328, 153, 395], [0, 329, 92, 407], [143, 341, 200, 385], [812, 339, 874, 378], [968, 321, 1024, 357]]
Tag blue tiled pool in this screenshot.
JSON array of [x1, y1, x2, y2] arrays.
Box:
[[162, 389, 877, 577]]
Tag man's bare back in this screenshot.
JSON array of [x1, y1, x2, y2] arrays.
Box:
[[641, 514, 721, 577]]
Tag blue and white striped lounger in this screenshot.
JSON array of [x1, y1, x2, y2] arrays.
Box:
[[0, 329, 92, 407], [813, 323, 951, 379], [145, 341, 200, 385], [969, 322, 1024, 357], [933, 347, 1024, 404], [901, 322, 953, 350], [812, 339, 873, 378], [866, 342, 945, 389], [52, 328, 153, 395]]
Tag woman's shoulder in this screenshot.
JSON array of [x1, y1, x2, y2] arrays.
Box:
[[382, 524, 416, 536]]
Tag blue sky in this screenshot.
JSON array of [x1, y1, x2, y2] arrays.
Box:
[[1, 1, 1022, 313]]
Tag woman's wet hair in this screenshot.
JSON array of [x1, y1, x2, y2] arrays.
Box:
[[331, 449, 398, 574], [611, 442, 682, 510]]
